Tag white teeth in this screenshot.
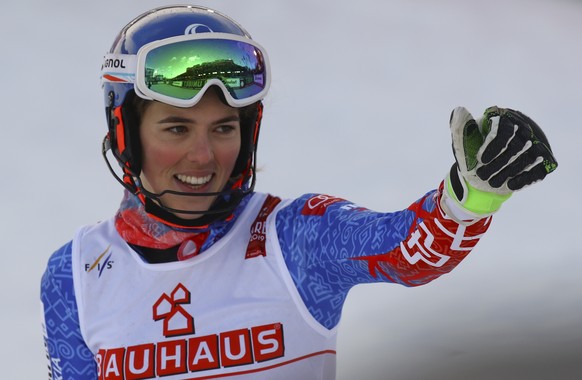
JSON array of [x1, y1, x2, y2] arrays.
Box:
[[176, 174, 212, 186]]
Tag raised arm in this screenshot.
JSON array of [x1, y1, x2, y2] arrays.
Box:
[[275, 106, 557, 330]]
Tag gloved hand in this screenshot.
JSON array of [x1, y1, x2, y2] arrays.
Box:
[[445, 106, 558, 216]]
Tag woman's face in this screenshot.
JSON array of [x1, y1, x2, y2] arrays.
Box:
[[139, 89, 241, 218]]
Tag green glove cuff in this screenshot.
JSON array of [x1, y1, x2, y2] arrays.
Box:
[[446, 173, 512, 215]]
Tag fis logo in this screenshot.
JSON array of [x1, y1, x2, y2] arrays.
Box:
[[85, 245, 114, 278]]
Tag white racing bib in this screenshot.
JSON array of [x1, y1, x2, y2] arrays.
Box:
[[72, 193, 337, 380]]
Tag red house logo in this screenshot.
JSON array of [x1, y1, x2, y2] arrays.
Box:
[[153, 283, 195, 337]]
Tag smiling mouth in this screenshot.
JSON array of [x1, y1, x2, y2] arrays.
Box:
[[175, 174, 213, 189]]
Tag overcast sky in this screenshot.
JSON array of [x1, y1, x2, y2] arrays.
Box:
[[1, 0, 581, 378]]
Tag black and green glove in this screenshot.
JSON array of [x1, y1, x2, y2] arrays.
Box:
[[446, 106, 558, 216]]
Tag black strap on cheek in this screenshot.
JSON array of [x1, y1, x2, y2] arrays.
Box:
[[105, 91, 119, 154], [233, 101, 262, 177], [106, 91, 131, 166], [120, 92, 143, 174], [103, 90, 143, 198]]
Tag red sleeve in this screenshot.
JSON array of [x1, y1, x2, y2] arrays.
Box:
[[351, 182, 491, 286]]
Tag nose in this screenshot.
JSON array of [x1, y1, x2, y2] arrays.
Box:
[[185, 132, 214, 164]]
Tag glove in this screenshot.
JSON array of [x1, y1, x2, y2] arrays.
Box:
[[446, 106, 558, 216]]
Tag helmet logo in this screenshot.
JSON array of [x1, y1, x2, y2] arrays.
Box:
[[184, 24, 214, 34]]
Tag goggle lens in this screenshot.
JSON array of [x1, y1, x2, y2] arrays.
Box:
[[141, 38, 268, 105]]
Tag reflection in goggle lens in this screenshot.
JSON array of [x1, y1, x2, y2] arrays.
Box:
[[143, 39, 267, 101]]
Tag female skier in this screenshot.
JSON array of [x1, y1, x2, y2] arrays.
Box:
[[40, 5, 557, 380]]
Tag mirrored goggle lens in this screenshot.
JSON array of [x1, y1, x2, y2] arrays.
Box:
[[142, 38, 268, 102]]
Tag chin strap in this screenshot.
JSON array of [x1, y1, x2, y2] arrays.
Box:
[[143, 195, 238, 229]]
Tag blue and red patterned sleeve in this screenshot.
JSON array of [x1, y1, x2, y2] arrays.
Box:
[[41, 241, 98, 379], [275, 183, 491, 329]]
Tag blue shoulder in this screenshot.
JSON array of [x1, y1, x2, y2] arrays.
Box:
[[274, 194, 394, 329], [274, 192, 437, 329], [41, 241, 97, 379]]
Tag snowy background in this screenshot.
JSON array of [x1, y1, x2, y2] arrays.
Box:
[[1, 0, 581, 378]]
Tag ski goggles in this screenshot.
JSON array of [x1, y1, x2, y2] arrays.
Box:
[[102, 33, 270, 108]]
